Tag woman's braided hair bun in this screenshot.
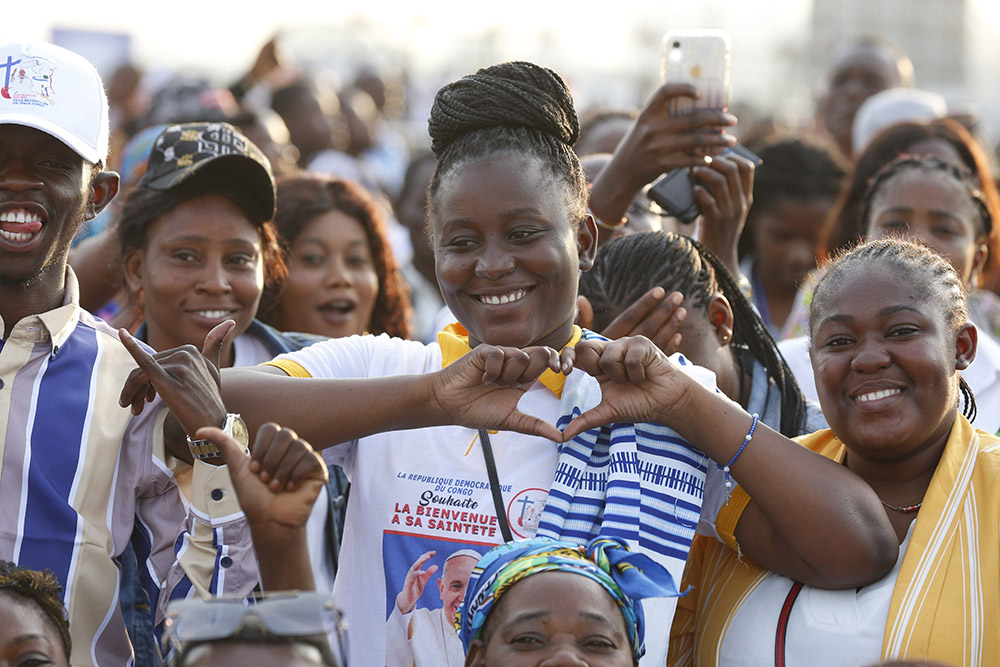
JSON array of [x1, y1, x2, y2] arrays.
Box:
[[429, 61, 580, 159]]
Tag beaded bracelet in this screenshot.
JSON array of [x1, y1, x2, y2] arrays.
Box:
[[718, 412, 759, 503]]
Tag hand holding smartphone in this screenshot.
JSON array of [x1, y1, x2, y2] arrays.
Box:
[[647, 29, 756, 223], [586, 30, 743, 233], [660, 29, 731, 117], [647, 143, 760, 224]]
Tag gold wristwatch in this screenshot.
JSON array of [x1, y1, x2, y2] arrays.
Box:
[[186, 413, 249, 460]]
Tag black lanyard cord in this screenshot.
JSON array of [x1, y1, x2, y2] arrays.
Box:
[[479, 429, 513, 543]]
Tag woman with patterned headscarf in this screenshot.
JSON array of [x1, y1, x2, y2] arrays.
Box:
[[459, 537, 679, 666]]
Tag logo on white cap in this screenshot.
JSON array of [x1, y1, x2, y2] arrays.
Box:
[[0, 42, 108, 163], [0, 54, 57, 107]]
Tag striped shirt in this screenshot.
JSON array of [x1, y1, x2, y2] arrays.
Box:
[[0, 270, 255, 667]]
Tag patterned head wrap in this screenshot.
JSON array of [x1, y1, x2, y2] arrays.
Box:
[[457, 536, 681, 660]]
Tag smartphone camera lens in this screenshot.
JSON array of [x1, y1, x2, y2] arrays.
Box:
[[672, 41, 681, 47]]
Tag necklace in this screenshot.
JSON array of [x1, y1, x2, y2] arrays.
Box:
[[880, 499, 922, 513]]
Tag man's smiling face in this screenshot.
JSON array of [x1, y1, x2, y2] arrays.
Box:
[[0, 124, 95, 287]]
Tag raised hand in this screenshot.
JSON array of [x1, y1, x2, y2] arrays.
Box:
[[200, 421, 326, 591], [395, 550, 438, 614], [588, 83, 737, 231], [199, 422, 328, 530], [560, 336, 694, 441], [427, 345, 563, 442], [118, 321, 234, 462], [247, 421, 329, 493], [588, 288, 687, 356], [610, 83, 737, 178], [692, 153, 755, 278]]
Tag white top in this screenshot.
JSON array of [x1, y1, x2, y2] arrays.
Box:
[[281, 333, 723, 667], [279, 334, 561, 667], [778, 327, 1000, 433], [720, 520, 915, 666], [386, 605, 465, 667]]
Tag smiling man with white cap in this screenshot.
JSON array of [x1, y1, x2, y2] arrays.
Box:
[[0, 41, 259, 667]]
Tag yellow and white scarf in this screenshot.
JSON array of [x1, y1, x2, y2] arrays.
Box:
[[669, 414, 1000, 666]]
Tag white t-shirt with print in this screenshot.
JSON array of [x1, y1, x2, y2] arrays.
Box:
[[281, 332, 731, 667], [278, 334, 562, 667]]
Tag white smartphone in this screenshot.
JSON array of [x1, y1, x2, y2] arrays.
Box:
[[660, 29, 731, 116]]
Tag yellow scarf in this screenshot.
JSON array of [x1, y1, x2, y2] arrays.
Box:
[[669, 414, 1000, 666], [436, 322, 582, 399]]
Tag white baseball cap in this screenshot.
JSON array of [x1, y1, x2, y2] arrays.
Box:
[[0, 41, 109, 163]]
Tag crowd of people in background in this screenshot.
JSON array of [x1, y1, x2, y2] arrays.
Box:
[[0, 27, 998, 667]]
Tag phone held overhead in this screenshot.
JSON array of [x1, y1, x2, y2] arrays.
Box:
[[647, 29, 760, 224]]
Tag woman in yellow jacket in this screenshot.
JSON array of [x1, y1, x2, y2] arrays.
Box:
[[669, 236, 1000, 666]]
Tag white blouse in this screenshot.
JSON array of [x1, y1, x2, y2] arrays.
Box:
[[720, 521, 915, 666]]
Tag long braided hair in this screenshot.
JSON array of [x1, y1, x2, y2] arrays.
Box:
[[427, 61, 588, 223], [580, 231, 810, 437], [810, 238, 977, 422]]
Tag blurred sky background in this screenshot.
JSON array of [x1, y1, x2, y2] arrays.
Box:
[[10, 0, 1000, 148]]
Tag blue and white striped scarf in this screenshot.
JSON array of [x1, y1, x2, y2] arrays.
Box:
[[536, 329, 712, 587]]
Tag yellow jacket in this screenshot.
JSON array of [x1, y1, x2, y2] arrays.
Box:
[[668, 414, 1000, 666]]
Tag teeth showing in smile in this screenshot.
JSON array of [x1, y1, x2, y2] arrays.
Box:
[[478, 289, 527, 305], [0, 209, 43, 243], [855, 388, 902, 402], [195, 310, 232, 319], [0, 210, 42, 224], [0, 229, 33, 242]]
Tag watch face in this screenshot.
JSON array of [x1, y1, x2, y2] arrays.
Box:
[[230, 415, 250, 447]]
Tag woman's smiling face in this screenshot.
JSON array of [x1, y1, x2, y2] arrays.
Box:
[[467, 571, 634, 667], [431, 154, 596, 350], [124, 195, 264, 362], [809, 262, 974, 463]]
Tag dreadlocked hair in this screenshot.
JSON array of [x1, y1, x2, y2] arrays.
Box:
[[810, 238, 976, 422], [859, 154, 993, 244], [0, 560, 71, 660], [739, 135, 847, 259], [579, 231, 810, 437], [427, 61, 588, 222]]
